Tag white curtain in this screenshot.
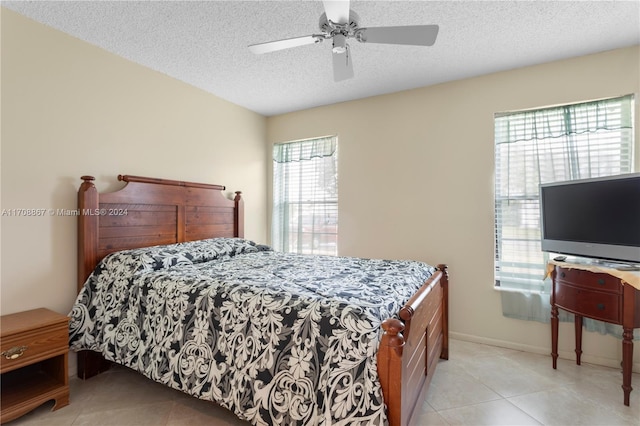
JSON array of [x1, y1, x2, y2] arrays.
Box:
[[272, 136, 338, 255], [494, 95, 637, 338]]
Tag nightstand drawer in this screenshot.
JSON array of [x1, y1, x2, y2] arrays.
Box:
[[0, 309, 69, 375], [555, 282, 621, 323], [555, 267, 622, 293], [1, 323, 68, 373]]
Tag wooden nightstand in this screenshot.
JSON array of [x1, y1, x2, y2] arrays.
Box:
[[0, 308, 70, 423]]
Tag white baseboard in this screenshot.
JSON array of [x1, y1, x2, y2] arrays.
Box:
[[450, 331, 640, 373]]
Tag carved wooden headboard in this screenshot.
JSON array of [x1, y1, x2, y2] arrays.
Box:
[[77, 174, 244, 292]]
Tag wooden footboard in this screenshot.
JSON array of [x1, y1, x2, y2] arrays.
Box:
[[377, 264, 449, 426]]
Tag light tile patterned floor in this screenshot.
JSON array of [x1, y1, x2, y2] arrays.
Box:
[[9, 339, 640, 425]]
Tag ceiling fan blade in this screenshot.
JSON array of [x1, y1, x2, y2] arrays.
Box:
[[249, 35, 320, 54], [332, 47, 353, 81], [357, 25, 439, 46], [323, 0, 350, 25]]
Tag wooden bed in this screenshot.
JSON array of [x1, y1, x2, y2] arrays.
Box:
[[76, 174, 449, 426]]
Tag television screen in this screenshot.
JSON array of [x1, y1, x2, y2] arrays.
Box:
[[540, 173, 640, 264]]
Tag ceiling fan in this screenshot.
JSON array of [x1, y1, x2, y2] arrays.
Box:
[[248, 0, 439, 82]]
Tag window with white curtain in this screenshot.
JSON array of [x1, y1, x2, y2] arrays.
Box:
[[272, 136, 338, 255], [494, 95, 634, 302]]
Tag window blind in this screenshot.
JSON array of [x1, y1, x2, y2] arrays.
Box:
[[494, 95, 634, 291], [272, 136, 338, 255]]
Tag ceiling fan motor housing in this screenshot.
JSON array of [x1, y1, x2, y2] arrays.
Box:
[[319, 10, 360, 38]]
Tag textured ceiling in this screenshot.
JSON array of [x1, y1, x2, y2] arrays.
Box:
[[3, 1, 639, 116]]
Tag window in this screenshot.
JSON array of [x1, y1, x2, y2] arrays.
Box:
[[272, 136, 338, 255], [494, 95, 634, 294]]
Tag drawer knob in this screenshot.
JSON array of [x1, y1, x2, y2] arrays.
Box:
[[597, 279, 606, 285], [1, 345, 27, 360], [560, 272, 566, 278], [597, 303, 605, 311]]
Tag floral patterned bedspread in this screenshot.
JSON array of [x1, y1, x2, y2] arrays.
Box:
[[69, 238, 435, 425]]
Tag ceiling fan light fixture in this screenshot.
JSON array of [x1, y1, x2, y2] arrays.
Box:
[[332, 33, 347, 54]]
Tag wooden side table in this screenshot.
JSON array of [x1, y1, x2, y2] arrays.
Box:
[[0, 308, 70, 423], [550, 263, 640, 406]]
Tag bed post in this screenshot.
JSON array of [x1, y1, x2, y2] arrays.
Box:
[[437, 264, 449, 360], [234, 191, 244, 238], [378, 318, 405, 426], [77, 176, 111, 379], [78, 176, 98, 293]]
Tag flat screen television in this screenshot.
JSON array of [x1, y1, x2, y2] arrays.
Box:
[[539, 172, 640, 265]]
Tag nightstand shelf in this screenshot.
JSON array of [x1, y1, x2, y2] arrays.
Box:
[[0, 308, 70, 424]]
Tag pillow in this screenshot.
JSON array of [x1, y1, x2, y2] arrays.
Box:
[[97, 238, 271, 277]]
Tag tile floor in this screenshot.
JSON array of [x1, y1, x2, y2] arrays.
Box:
[[8, 339, 640, 425]]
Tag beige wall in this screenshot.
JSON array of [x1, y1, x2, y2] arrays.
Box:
[[0, 9, 268, 319], [267, 45, 640, 370]]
